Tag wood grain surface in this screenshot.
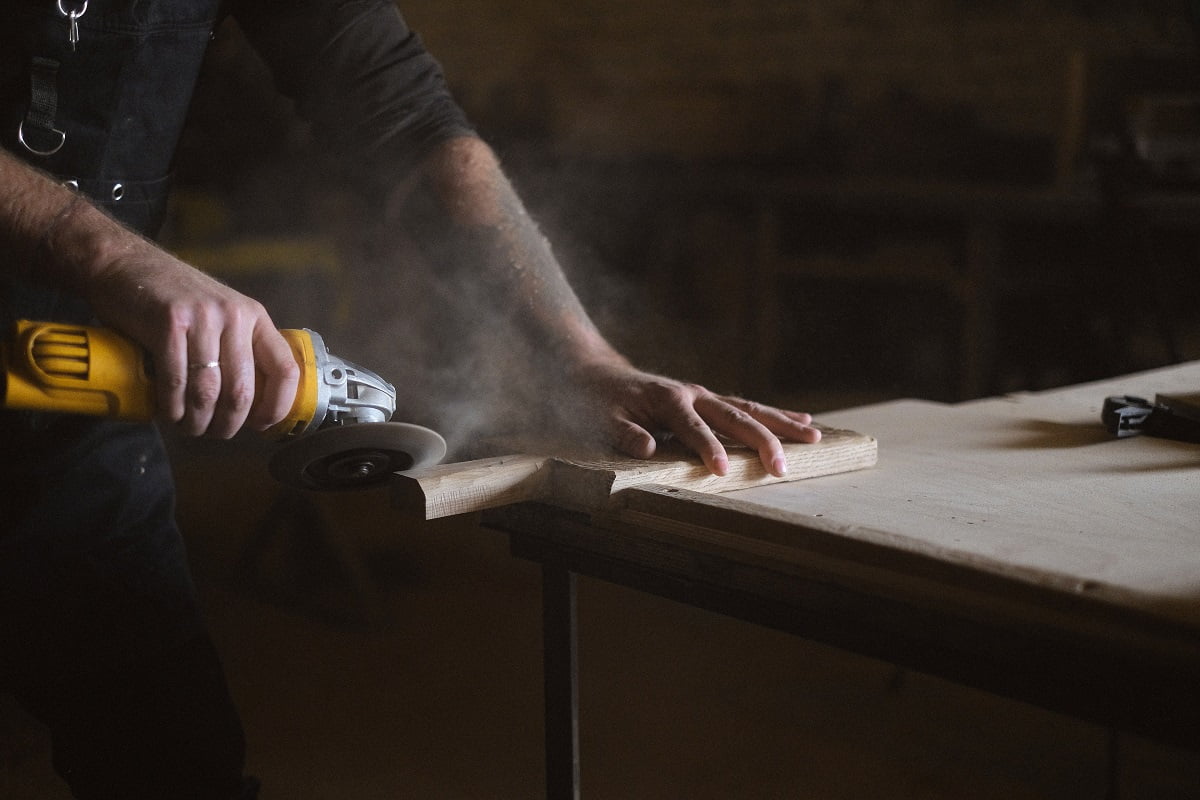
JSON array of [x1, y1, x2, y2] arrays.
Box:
[[728, 363, 1200, 628]]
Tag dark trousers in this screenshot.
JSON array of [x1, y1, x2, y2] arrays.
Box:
[[1, 417, 255, 799]]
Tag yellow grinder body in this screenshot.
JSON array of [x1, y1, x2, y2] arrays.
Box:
[[1, 320, 394, 439]]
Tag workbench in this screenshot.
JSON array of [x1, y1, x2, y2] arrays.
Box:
[[397, 362, 1200, 799]]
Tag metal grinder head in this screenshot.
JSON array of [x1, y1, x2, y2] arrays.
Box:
[[266, 330, 446, 490], [268, 329, 396, 437]]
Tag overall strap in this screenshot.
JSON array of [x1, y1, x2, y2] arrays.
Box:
[[18, 56, 66, 156]]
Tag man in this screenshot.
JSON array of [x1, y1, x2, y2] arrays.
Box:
[[0, 1, 820, 797]]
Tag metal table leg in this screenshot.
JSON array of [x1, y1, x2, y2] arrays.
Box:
[[542, 564, 580, 800]]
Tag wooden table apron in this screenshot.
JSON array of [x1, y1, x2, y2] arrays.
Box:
[[495, 488, 1199, 752], [476, 361, 1200, 796]]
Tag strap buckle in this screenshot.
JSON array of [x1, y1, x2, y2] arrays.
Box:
[[17, 118, 66, 156]]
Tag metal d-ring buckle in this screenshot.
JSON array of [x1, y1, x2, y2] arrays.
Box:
[[17, 118, 66, 156], [56, 0, 88, 19]]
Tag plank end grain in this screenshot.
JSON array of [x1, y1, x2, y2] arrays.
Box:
[[391, 454, 551, 520]]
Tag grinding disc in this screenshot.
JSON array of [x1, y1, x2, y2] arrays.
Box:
[[268, 422, 447, 491]]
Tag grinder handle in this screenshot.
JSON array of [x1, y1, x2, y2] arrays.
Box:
[[2, 319, 320, 436], [2, 320, 156, 419]]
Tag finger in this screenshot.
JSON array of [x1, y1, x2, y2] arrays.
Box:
[[697, 397, 791, 477], [727, 399, 822, 444], [610, 416, 658, 461], [181, 358, 221, 436], [781, 409, 816, 427], [157, 324, 189, 424], [663, 410, 730, 476], [205, 321, 257, 439], [181, 321, 222, 436], [245, 326, 301, 431]]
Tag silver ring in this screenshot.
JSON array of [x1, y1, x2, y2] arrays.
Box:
[[188, 361, 220, 371]]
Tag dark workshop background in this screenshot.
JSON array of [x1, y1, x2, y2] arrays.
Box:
[[5, 2, 1200, 798], [168, 0, 1200, 410]]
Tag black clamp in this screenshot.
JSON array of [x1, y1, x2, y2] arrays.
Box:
[[1102, 393, 1200, 443]]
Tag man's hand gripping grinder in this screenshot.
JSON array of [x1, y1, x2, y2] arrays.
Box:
[[0, 319, 446, 490]]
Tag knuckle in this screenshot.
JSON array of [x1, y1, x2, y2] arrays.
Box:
[[222, 298, 252, 326], [275, 355, 301, 381], [190, 384, 220, 408], [708, 399, 749, 423], [642, 381, 670, 399], [738, 399, 765, 416], [163, 303, 195, 330], [230, 298, 268, 329], [647, 380, 690, 404], [226, 382, 255, 412]]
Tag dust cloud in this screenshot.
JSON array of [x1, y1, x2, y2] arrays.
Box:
[[327, 196, 623, 463]]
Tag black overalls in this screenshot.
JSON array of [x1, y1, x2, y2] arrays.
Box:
[[1, 0, 472, 796], [1, 2, 254, 797]]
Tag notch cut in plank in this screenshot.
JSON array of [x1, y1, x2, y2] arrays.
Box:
[[392, 427, 876, 520]]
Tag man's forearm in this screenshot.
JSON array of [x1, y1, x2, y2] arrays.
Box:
[[399, 136, 629, 371], [0, 148, 129, 294], [382, 136, 820, 473]]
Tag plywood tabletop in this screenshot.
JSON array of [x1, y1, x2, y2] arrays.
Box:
[[722, 361, 1200, 627]]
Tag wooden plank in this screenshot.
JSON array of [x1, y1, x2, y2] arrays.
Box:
[[392, 427, 876, 520], [546, 428, 877, 511]]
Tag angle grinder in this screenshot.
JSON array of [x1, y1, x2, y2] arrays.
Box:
[[0, 319, 445, 490]]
